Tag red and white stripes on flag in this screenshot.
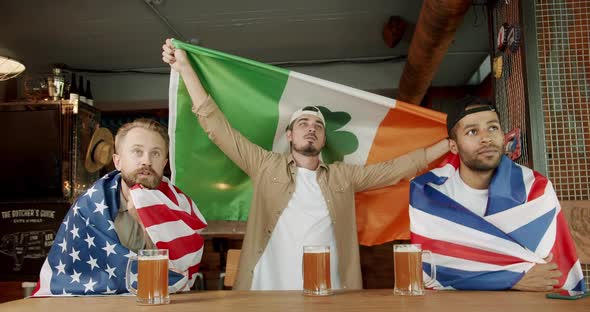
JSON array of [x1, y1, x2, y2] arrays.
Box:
[[131, 176, 207, 291], [410, 154, 586, 291]]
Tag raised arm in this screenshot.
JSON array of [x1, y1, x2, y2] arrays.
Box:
[[162, 39, 208, 109], [162, 39, 268, 176]]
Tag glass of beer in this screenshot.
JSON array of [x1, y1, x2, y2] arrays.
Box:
[[126, 249, 170, 305], [393, 244, 436, 296], [302, 245, 332, 296]]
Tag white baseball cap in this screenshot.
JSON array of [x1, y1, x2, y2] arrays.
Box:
[[288, 106, 325, 127]]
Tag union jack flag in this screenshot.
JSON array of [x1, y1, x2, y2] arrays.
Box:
[[32, 171, 207, 296], [410, 154, 586, 291]]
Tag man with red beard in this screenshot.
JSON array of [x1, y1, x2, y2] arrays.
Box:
[[409, 97, 585, 292], [112, 119, 172, 251], [32, 118, 207, 296]]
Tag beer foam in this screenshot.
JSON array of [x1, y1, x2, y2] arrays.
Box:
[[138, 255, 168, 261], [303, 246, 330, 253], [394, 245, 421, 252]]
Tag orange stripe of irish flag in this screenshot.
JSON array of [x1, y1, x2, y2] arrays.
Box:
[[355, 101, 447, 246]]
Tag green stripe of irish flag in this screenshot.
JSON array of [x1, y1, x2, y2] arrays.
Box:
[[169, 40, 289, 220]]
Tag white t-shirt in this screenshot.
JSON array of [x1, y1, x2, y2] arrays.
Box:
[[442, 169, 489, 217], [251, 167, 340, 290]]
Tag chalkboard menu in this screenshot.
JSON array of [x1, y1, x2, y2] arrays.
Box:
[[0, 201, 69, 281]]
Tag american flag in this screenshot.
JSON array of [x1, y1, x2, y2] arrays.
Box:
[[410, 154, 586, 291], [32, 171, 207, 296]]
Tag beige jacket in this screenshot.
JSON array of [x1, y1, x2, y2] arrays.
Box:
[[194, 96, 428, 290]]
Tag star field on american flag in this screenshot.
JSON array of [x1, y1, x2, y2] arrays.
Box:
[[33, 171, 136, 295]]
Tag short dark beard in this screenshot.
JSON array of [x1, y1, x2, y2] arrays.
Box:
[[459, 150, 502, 172], [288, 130, 325, 157], [293, 143, 321, 156], [121, 166, 162, 189]]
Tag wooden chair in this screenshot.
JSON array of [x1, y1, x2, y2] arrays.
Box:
[[561, 200, 590, 289], [220, 249, 241, 289]]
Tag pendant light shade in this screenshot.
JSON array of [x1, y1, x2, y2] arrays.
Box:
[[0, 56, 26, 81]]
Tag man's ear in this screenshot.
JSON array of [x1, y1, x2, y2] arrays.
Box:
[[286, 129, 293, 143], [449, 139, 459, 155], [112, 153, 122, 170]]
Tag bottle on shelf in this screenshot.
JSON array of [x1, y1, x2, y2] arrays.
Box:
[[78, 75, 86, 104], [85, 80, 93, 106], [69, 73, 79, 104], [63, 75, 70, 100], [48, 68, 64, 101]]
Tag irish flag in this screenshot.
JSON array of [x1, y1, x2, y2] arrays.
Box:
[[168, 39, 447, 245]]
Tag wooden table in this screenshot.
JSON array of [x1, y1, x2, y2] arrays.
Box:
[[200, 220, 246, 239], [1, 290, 587, 312]]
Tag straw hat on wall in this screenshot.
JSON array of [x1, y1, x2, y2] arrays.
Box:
[[85, 127, 114, 173]]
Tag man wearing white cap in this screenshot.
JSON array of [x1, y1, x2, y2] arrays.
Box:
[[162, 39, 449, 291]]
